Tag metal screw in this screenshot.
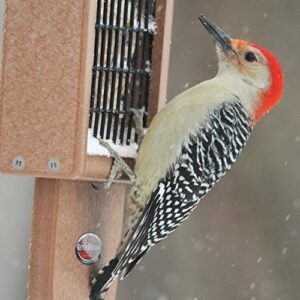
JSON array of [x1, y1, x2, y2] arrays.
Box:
[[12, 156, 25, 170], [47, 158, 60, 172], [75, 233, 103, 265]]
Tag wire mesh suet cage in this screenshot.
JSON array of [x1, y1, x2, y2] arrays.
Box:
[[89, 0, 156, 145]]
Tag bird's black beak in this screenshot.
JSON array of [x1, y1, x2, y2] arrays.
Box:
[[199, 15, 237, 56]]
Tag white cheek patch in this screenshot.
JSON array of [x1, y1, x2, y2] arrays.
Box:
[[238, 65, 270, 90], [242, 76, 267, 89], [242, 77, 255, 86], [252, 68, 270, 90], [218, 55, 270, 93]]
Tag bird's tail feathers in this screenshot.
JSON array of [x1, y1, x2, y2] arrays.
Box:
[[90, 258, 119, 300]]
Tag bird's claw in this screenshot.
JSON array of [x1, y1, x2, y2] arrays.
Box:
[[98, 139, 136, 189], [130, 107, 147, 144]]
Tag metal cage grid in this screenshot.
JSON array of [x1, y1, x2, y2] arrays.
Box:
[[89, 0, 156, 145]]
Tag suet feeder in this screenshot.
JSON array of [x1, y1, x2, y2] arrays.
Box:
[[0, 0, 173, 299]]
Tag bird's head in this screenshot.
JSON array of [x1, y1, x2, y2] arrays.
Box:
[[199, 15, 284, 123]]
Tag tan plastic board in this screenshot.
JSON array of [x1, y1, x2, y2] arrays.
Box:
[[28, 179, 125, 300], [0, 0, 97, 178], [148, 0, 174, 122]]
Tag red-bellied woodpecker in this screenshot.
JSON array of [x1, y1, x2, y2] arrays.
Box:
[[90, 15, 284, 300]]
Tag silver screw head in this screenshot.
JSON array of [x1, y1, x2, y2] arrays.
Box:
[[75, 233, 103, 265], [12, 156, 25, 170], [48, 158, 60, 172]]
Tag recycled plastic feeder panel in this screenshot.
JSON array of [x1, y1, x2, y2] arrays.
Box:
[[0, 1, 97, 178]]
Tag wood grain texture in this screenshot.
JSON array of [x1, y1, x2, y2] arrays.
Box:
[[0, 0, 97, 178], [28, 178, 125, 300]]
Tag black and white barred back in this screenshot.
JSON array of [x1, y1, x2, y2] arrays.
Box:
[[90, 100, 253, 300]]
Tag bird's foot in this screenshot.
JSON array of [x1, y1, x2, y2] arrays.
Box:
[[130, 107, 147, 145], [98, 139, 136, 189]]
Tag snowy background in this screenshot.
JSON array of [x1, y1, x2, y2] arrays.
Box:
[[1, 0, 300, 300]]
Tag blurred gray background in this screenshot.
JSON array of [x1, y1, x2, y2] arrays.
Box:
[[1, 0, 300, 299]]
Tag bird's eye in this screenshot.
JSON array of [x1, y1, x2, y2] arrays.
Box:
[[244, 51, 257, 62]]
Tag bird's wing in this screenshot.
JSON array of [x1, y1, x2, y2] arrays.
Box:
[[117, 100, 252, 276]]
